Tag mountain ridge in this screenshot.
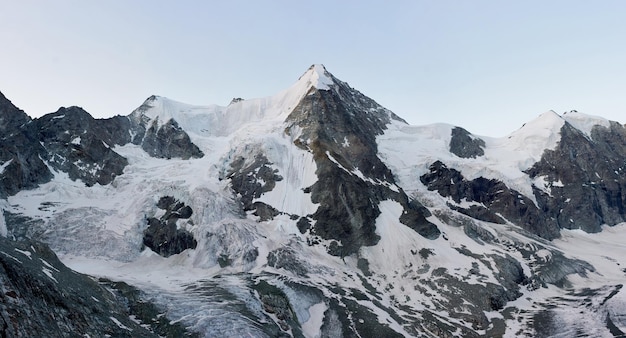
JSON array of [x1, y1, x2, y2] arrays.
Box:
[[1, 65, 626, 337]]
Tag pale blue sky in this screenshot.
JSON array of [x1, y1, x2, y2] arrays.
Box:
[[1, 1, 625, 136]]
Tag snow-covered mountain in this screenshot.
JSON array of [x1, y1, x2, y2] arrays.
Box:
[[1, 65, 626, 337]]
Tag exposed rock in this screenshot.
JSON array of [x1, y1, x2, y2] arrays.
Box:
[[0, 93, 52, 198], [526, 122, 626, 233], [449, 127, 485, 158], [229, 97, 244, 105], [99, 279, 199, 337], [128, 96, 204, 159], [0, 91, 31, 135], [421, 160, 560, 239], [36, 107, 129, 186], [267, 247, 309, 277], [140, 118, 203, 159], [285, 68, 438, 256], [0, 237, 158, 337], [252, 280, 301, 336], [226, 153, 283, 215], [143, 196, 197, 257]]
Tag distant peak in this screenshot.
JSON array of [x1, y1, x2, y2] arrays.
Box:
[[298, 64, 334, 90], [145, 95, 161, 102], [539, 110, 562, 118], [229, 97, 244, 105], [526, 110, 564, 126]]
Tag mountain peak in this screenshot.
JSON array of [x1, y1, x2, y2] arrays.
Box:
[[298, 64, 334, 90]]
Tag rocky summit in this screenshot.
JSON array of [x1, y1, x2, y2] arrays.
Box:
[[1, 65, 626, 337]]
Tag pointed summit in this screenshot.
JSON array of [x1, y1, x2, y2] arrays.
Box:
[[297, 64, 335, 90]]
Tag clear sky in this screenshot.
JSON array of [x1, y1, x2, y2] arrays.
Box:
[[1, 1, 625, 136]]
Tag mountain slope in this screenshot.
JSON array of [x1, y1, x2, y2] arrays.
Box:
[[1, 65, 626, 337]]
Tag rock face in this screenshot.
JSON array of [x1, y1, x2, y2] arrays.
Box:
[[0, 92, 203, 197], [143, 196, 197, 257], [526, 121, 626, 233], [0, 236, 160, 337], [421, 160, 560, 239], [227, 153, 283, 220], [0, 93, 51, 198], [3, 68, 626, 337], [283, 66, 439, 256], [449, 126, 485, 158], [36, 107, 129, 186], [128, 96, 204, 160]]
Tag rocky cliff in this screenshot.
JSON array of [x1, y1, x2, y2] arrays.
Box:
[[1, 66, 626, 337]]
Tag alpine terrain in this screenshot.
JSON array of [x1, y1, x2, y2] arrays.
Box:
[[1, 64, 626, 337]]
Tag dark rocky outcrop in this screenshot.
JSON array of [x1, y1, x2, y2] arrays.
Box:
[[128, 96, 204, 160], [284, 66, 439, 256], [449, 126, 485, 158], [143, 196, 197, 257], [252, 280, 301, 335], [267, 247, 309, 277], [139, 118, 203, 159], [0, 91, 31, 135], [0, 92, 52, 198], [0, 92, 205, 197], [226, 153, 283, 215], [421, 161, 560, 239], [0, 236, 159, 337], [36, 107, 129, 186], [526, 121, 626, 233]]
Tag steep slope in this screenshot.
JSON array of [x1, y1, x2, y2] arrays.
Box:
[[1, 66, 626, 337], [526, 112, 626, 233], [0, 236, 193, 337], [282, 65, 439, 256], [0, 92, 51, 198]]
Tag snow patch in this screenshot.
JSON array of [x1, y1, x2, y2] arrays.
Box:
[[109, 317, 132, 331], [302, 302, 326, 338], [563, 110, 611, 137], [0, 159, 13, 174], [300, 64, 334, 90], [14, 248, 32, 260], [0, 209, 6, 237], [40, 258, 60, 272], [42, 268, 58, 283]]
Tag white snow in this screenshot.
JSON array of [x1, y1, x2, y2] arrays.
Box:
[[1, 66, 624, 337], [40, 258, 60, 272], [134, 65, 333, 139], [563, 110, 611, 137], [378, 111, 569, 205], [0, 209, 6, 237], [42, 268, 58, 283], [14, 248, 32, 260], [300, 64, 334, 90], [70, 136, 81, 145], [301, 302, 327, 338], [109, 317, 132, 331], [0, 159, 13, 174]]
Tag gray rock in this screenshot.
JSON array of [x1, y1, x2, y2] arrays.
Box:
[[0, 236, 159, 337], [129, 96, 204, 159], [226, 153, 283, 216], [0, 92, 52, 197], [421, 160, 560, 239], [143, 196, 197, 257], [36, 107, 129, 186], [449, 126, 485, 158], [284, 66, 438, 256], [526, 121, 626, 233]]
